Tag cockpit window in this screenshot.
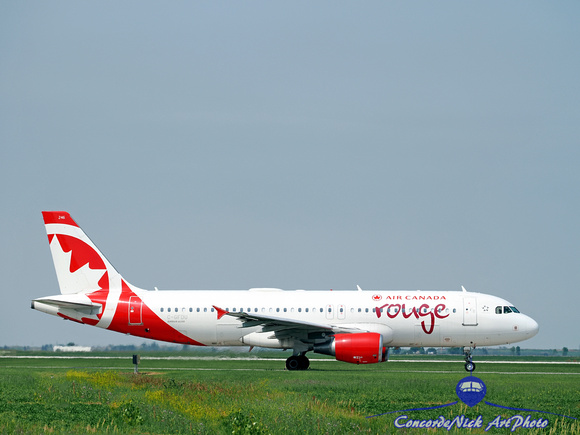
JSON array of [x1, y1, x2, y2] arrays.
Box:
[[496, 305, 521, 314]]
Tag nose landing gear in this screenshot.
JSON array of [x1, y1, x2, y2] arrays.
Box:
[[464, 346, 476, 372]]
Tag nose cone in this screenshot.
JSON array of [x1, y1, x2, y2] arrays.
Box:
[[522, 315, 539, 338]]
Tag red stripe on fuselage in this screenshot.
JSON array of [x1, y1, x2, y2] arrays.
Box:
[[105, 281, 205, 346]]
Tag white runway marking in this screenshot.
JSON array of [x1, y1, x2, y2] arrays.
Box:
[[1, 355, 579, 364], [1, 355, 579, 375]]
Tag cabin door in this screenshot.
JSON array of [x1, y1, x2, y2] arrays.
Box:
[[128, 296, 143, 325], [462, 297, 478, 326]]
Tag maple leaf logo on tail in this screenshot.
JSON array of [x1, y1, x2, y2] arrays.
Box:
[[42, 211, 121, 295], [49, 235, 107, 294]]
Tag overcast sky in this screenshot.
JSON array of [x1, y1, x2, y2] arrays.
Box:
[[1, 2, 578, 350]]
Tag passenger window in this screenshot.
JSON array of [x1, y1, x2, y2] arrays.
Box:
[[204, 307, 207, 312]]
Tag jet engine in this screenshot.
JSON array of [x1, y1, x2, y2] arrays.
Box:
[[313, 332, 389, 364]]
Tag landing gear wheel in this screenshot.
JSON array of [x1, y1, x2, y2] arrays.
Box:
[[463, 346, 476, 372], [464, 361, 476, 372], [286, 355, 310, 371], [286, 356, 300, 370]]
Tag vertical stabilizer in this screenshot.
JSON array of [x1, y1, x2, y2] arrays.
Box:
[[42, 211, 122, 295]]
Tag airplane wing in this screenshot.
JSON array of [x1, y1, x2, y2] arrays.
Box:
[[212, 305, 368, 337]]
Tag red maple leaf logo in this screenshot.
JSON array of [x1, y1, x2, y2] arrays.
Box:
[[372, 294, 382, 301]]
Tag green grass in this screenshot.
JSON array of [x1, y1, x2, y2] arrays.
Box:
[[0, 354, 578, 434]]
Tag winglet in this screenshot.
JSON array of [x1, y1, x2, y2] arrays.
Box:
[[461, 286, 467, 292], [213, 305, 229, 320], [357, 285, 363, 292]]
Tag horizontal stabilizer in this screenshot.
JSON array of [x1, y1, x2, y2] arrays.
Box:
[[32, 294, 102, 315]]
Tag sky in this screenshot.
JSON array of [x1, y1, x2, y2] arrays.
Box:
[[1, 1, 579, 350]]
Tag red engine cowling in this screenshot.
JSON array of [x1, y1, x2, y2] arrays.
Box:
[[314, 332, 388, 364]]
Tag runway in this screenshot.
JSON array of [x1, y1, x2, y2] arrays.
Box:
[[1, 355, 579, 364], [1, 355, 579, 375]]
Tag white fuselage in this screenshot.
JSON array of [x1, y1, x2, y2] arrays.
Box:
[[107, 288, 538, 348]]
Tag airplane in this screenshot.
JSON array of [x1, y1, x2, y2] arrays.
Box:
[[32, 211, 539, 371]]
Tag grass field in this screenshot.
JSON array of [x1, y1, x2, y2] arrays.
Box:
[[0, 352, 578, 434]]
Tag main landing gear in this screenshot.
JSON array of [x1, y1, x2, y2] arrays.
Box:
[[286, 353, 310, 371], [464, 346, 476, 372]]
